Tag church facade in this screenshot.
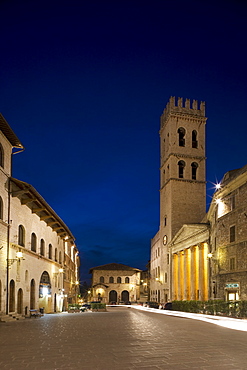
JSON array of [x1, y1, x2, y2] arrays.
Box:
[[150, 97, 247, 303], [0, 114, 79, 316]]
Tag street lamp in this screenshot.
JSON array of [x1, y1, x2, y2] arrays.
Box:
[[7, 250, 25, 266]]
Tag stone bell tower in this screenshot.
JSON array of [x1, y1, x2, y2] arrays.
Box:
[[160, 96, 207, 246], [150, 97, 207, 303]]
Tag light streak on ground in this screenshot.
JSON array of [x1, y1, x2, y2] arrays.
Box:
[[108, 304, 247, 332]]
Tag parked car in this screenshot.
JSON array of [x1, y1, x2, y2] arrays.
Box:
[[145, 302, 159, 309], [164, 302, 172, 310]]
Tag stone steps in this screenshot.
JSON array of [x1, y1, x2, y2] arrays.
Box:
[[0, 313, 26, 322]]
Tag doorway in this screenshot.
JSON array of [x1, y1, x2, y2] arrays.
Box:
[[30, 279, 35, 309], [9, 279, 15, 312], [121, 290, 129, 303], [109, 290, 117, 303], [17, 288, 23, 314]]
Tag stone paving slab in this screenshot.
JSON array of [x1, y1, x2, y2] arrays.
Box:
[[1, 307, 247, 369]]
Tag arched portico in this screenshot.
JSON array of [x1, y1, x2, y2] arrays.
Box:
[[39, 271, 52, 313]]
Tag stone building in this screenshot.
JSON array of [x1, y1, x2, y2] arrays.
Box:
[[0, 114, 79, 316], [150, 96, 207, 303], [89, 263, 141, 304], [151, 97, 247, 303], [207, 165, 247, 301]]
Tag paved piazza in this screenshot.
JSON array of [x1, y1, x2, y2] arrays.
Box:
[[1, 307, 247, 369]]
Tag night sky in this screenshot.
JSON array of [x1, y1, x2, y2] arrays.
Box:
[[1, 0, 247, 283]]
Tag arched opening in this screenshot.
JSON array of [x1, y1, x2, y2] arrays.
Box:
[[0, 196, 3, 220], [178, 127, 186, 147], [55, 248, 57, 262], [31, 233, 37, 252], [48, 244, 52, 259], [30, 279, 35, 309], [192, 130, 198, 148], [59, 251, 62, 264], [191, 162, 198, 180], [109, 276, 114, 283], [99, 276, 104, 283], [9, 279, 15, 312], [18, 225, 25, 247], [125, 277, 129, 283], [0, 144, 4, 168], [109, 290, 117, 303], [117, 277, 121, 283], [121, 290, 129, 303], [39, 271, 52, 313], [178, 160, 185, 179], [17, 288, 23, 314], [40, 239, 45, 256]]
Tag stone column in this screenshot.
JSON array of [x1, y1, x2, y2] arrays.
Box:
[[190, 246, 195, 300], [173, 253, 178, 300], [179, 251, 184, 300], [184, 248, 191, 300], [199, 243, 205, 301]]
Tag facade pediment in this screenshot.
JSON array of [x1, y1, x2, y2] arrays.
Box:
[[171, 223, 210, 253]]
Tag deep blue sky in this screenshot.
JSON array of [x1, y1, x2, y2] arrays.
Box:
[[1, 0, 247, 283]]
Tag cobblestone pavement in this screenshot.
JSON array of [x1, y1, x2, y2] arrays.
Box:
[[1, 307, 247, 370]]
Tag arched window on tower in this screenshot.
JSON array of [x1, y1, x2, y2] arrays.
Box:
[[100, 276, 104, 283], [117, 277, 121, 284], [192, 130, 198, 148], [178, 127, 185, 147], [191, 162, 198, 180], [178, 160, 185, 178], [109, 276, 114, 283], [0, 144, 4, 168], [18, 225, 25, 247]]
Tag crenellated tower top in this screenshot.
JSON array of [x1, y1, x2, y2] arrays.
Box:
[[160, 96, 205, 129]]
